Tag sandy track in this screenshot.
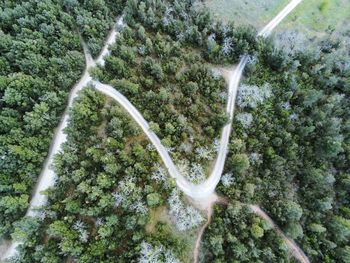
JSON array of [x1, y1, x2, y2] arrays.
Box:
[[249, 205, 310, 263]]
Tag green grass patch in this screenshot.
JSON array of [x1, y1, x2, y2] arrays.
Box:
[[319, 0, 330, 13], [280, 0, 350, 34], [200, 0, 290, 29], [202, 0, 350, 43], [146, 206, 167, 233]]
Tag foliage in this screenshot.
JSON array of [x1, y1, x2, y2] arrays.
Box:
[[139, 241, 181, 263], [168, 189, 204, 231], [218, 29, 350, 262], [16, 88, 186, 262], [237, 83, 272, 109], [202, 203, 294, 262], [64, 0, 126, 57], [0, 0, 125, 240], [2, 0, 349, 261], [0, 0, 86, 238], [93, 4, 236, 171]]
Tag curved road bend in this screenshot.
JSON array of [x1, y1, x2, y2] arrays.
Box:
[[95, 1, 308, 262], [188, 0, 304, 200], [92, 82, 193, 194], [95, 0, 305, 201]]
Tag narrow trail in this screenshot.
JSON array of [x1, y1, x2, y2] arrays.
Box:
[[193, 0, 305, 201], [258, 0, 303, 37], [193, 207, 212, 263], [249, 205, 310, 263], [191, 0, 306, 261], [91, 0, 305, 201], [192, 194, 227, 263]]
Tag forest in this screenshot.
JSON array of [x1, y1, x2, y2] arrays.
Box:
[[0, 0, 126, 239], [91, 0, 259, 182], [202, 202, 299, 262], [214, 26, 350, 262], [0, 0, 349, 262], [14, 87, 198, 262]]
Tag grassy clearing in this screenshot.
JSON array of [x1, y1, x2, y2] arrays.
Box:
[[146, 206, 167, 233], [145, 205, 198, 263], [202, 0, 350, 41], [277, 0, 350, 36], [200, 0, 290, 29]]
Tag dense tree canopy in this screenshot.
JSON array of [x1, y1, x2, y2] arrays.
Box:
[[1, 0, 349, 262], [92, 0, 261, 184], [64, 0, 125, 57], [218, 29, 350, 262], [15, 88, 193, 262], [202, 203, 297, 263], [0, 0, 124, 238]]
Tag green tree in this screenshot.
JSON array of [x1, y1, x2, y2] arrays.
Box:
[[285, 221, 303, 239], [147, 193, 161, 207], [251, 223, 264, 238], [230, 153, 250, 174]]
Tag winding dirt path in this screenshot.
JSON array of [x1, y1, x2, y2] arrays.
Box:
[[193, 207, 212, 263], [192, 194, 228, 263], [249, 205, 310, 263], [93, 0, 305, 201]]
